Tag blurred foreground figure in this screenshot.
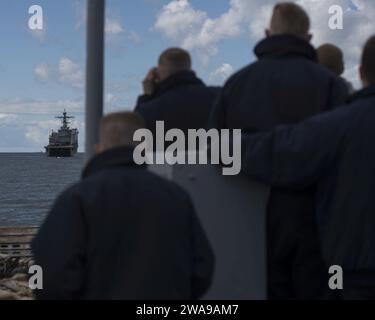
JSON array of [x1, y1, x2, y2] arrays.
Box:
[[241, 36, 375, 300], [135, 48, 219, 140], [317, 44, 355, 94], [32, 112, 214, 300], [209, 2, 349, 299]]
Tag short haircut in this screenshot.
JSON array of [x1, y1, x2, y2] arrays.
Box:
[[270, 2, 310, 38], [361, 35, 375, 85], [317, 44, 344, 76], [158, 48, 192, 73], [99, 112, 145, 150]]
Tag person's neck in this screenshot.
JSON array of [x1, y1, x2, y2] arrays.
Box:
[[362, 80, 370, 89], [268, 32, 309, 42], [162, 69, 192, 82]]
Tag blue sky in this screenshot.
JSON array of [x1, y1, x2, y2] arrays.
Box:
[[0, 0, 373, 152]]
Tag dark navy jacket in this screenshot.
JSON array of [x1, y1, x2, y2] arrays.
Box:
[[209, 35, 349, 299], [32, 147, 215, 300], [241, 86, 375, 274], [135, 70, 219, 136], [209, 35, 349, 130]]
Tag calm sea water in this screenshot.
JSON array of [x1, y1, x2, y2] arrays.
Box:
[[0, 153, 86, 227]]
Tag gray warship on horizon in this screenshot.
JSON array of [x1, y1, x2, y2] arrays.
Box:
[[45, 111, 79, 157]]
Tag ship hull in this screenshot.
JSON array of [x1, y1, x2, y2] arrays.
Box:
[[45, 146, 77, 157]]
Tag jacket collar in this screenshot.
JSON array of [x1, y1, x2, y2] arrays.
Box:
[[153, 70, 205, 97], [254, 35, 317, 61], [82, 147, 143, 179], [347, 85, 375, 103]]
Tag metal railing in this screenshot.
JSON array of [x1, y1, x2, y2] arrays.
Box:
[[0, 227, 38, 258]]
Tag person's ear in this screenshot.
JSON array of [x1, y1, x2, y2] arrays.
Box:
[[95, 144, 103, 155], [154, 67, 161, 82], [359, 65, 368, 87]]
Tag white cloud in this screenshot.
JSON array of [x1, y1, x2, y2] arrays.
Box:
[[0, 98, 83, 115], [25, 125, 46, 145], [127, 31, 142, 43], [154, 0, 214, 64], [105, 93, 120, 106], [106, 18, 142, 44], [74, 1, 141, 44], [343, 63, 361, 89], [296, 0, 374, 61], [34, 63, 50, 82], [0, 113, 17, 125], [209, 63, 235, 84], [153, 0, 375, 76], [58, 58, 85, 89], [33, 58, 85, 89], [154, 0, 207, 40], [106, 18, 125, 35], [74, 0, 86, 30], [154, 0, 249, 64]]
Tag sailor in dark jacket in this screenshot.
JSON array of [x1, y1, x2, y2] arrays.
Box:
[[240, 35, 375, 299], [32, 112, 215, 300], [209, 3, 349, 299], [135, 48, 219, 139]]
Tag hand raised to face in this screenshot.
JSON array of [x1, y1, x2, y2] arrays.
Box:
[[142, 67, 160, 95]]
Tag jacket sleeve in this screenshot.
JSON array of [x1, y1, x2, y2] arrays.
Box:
[[241, 108, 348, 189], [328, 76, 350, 109], [135, 94, 153, 108], [207, 87, 228, 130], [31, 186, 87, 300], [189, 198, 215, 300]]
